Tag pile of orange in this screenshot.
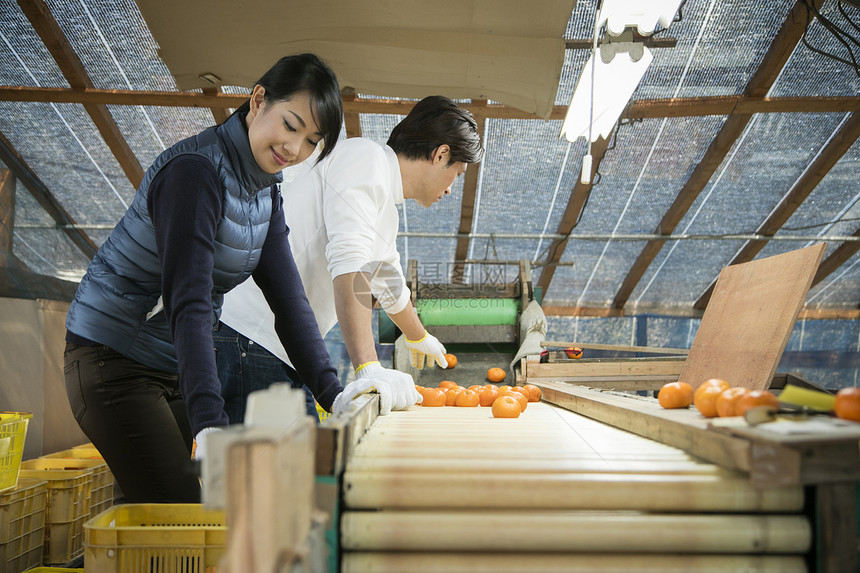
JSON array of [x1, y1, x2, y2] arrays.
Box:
[[413, 382, 542, 419], [656, 378, 779, 419], [660, 381, 860, 424]]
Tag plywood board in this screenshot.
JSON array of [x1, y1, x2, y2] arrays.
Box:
[[134, 0, 573, 118], [679, 244, 826, 391]]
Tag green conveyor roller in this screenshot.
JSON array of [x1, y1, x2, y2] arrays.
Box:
[[416, 298, 520, 326]]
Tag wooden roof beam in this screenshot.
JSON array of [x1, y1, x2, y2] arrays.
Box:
[[811, 227, 860, 289], [0, 130, 97, 259], [17, 0, 144, 188], [342, 90, 363, 139], [2, 87, 858, 118], [536, 135, 611, 296], [0, 169, 14, 255], [611, 0, 822, 311], [201, 86, 231, 125], [452, 103, 486, 284], [694, 112, 860, 309]]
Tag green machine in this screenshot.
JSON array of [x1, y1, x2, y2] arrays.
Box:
[[379, 260, 545, 386]]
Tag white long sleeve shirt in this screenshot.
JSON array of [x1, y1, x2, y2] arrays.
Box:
[[219, 138, 411, 366]]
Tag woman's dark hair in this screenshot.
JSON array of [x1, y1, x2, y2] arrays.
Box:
[[387, 96, 484, 165], [236, 53, 342, 161]]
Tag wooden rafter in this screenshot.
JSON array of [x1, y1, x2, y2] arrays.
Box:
[[17, 0, 144, 188], [342, 90, 363, 138], [0, 130, 97, 259], [0, 169, 14, 254], [452, 103, 486, 284], [612, 0, 822, 311], [812, 227, 860, 289], [1, 86, 858, 119], [201, 87, 230, 125], [536, 135, 611, 296], [694, 112, 860, 310]]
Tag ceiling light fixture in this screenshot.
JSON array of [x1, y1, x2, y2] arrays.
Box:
[[561, 0, 683, 184]]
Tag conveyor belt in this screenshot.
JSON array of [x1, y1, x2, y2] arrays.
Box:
[[339, 403, 810, 573]]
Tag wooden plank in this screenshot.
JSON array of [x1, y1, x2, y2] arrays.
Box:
[[541, 340, 689, 355], [3, 86, 857, 119], [812, 227, 860, 287], [342, 91, 362, 138], [536, 382, 754, 474], [0, 130, 97, 259], [18, 0, 144, 188], [0, 169, 13, 254], [695, 112, 860, 310], [526, 358, 684, 379], [201, 86, 230, 125], [452, 104, 485, 284], [316, 393, 378, 476], [537, 135, 611, 296], [342, 553, 808, 573], [525, 375, 677, 391], [679, 244, 826, 391], [222, 420, 315, 572], [817, 482, 859, 573], [341, 511, 810, 553], [612, 0, 823, 311]]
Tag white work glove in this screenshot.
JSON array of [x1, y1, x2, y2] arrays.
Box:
[[332, 361, 420, 415], [193, 427, 222, 462], [403, 331, 448, 369]]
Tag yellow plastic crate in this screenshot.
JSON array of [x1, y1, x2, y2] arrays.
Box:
[[21, 568, 84, 572], [0, 477, 47, 573], [85, 504, 226, 573], [0, 412, 32, 494], [17, 467, 90, 564], [37, 454, 114, 520]]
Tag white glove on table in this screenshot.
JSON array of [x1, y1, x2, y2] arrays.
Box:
[[332, 362, 420, 415], [193, 427, 222, 462], [403, 331, 448, 369]]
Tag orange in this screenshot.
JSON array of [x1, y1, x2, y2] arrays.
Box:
[[735, 390, 779, 417], [522, 384, 542, 403], [834, 387, 860, 422], [500, 390, 528, 412], [497, 385, 512, 393], [693, 384, 724, 418], [491, 395, 521, 418], [487, 367, 507, 383], [439, 380, 458, 389], [657, 382, 694, 409], [444, 353, 458, 369], [422, 387, 446, 407], [479, 386, 499, 407], [468, 384, 484, 392], [714, 387, 750, 417], [565, 347, 583, 359], [455, 389, 480, 407], [445, 387, 464, 406], [694, 378, 730, 399]]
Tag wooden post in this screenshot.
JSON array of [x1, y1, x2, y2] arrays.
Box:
[[220, 421, 316, 573], [0, 169, 14, 257]]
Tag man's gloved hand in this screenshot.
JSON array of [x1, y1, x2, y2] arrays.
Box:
[[193, 427, 222, 462], [404, 331, 448, 369], [332, 361, 420, 415]]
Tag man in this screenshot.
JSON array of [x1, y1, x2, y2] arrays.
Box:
[[217, 95, 484, 418]]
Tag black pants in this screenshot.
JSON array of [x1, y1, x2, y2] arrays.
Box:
[[63, 343, 200, 503]]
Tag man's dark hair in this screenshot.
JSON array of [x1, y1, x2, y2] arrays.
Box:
[[387, 96, 484, 165]]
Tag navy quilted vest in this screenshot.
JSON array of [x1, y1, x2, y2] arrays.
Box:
[[66, 112, 280, 372]]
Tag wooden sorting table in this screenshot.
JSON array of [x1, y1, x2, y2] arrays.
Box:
[[320, 395, 819, 573]]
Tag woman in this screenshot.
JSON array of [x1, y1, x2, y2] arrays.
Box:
[[63, 53, 344, 503]]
